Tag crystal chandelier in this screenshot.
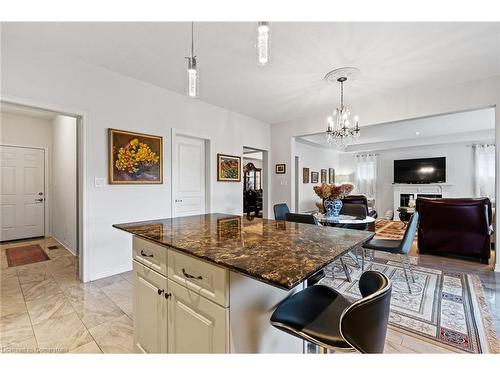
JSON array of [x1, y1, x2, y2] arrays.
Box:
[[325, 67, 360, 148]]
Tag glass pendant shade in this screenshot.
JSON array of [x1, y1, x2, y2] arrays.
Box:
[[186, 56, 198, 98], [257, 21, 269, 66], [186, 22, 199, 98]]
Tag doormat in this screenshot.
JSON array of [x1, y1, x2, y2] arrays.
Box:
[[6, 244, 50, 267]]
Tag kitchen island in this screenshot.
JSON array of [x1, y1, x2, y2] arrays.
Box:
[[113, 213, 373, 353]]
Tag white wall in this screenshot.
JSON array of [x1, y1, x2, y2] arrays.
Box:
[[1, 111, 53, 149], [294, 142, 340, 212], [51, 115, 77, 255], [338, 142, 486, 215], [1, 45, 271, 281], [243, 158, 263, 170]]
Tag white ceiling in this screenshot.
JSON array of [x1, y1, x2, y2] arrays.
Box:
[[298, 107, 496, 152], [2, 22, 500, 124]]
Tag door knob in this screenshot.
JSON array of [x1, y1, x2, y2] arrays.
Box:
[[35, 198, 44, 202]]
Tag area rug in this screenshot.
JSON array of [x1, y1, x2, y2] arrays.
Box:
[[374, 218, 406, 240], [320, 255, 500, 353], [5, 244, 50, 267]]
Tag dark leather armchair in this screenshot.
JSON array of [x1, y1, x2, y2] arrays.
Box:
[[342, 195, 377, 219], [416, 198, 492, 264]]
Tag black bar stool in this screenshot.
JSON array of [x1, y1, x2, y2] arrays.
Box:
[[270, 271, 392, 353]]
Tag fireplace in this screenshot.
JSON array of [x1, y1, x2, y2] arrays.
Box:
[[400, 193, 442, 207], [393, 183, 451, 220]]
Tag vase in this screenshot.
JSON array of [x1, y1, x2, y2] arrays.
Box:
[[324, 198, 343, 218]]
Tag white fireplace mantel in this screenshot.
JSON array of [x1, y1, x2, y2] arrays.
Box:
[[393, 183, 453, 218]]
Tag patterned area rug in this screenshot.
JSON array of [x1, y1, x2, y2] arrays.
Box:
[[5, 244, 50, 267], [320, 255, 500, 353], [374, 218, 407, 240]]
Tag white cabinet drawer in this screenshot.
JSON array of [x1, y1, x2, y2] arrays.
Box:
[[133, 236, 167, 276], [168, 249, 229, 307], [168, 279, 228, 353]]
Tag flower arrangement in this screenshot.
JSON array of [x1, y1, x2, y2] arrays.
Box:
[[115, 138, 160, 176], [313, 182, 354, 200]]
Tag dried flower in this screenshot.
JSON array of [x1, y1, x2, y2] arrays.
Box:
[[313, 182, 354, 200]]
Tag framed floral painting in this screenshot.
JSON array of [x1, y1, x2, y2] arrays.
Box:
[[109, 128, 163, 184], [217, 153, 241, 182]]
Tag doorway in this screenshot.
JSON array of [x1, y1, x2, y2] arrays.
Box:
[[1, 102, 80, 267], [243, 146, 269, 218], [172, 132, 210, 217]]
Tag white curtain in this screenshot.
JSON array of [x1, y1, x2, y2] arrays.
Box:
[[474, 144, 495, 201], [356, 154, 378, 200]]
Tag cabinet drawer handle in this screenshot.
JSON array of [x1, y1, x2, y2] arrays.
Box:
[[182, 268, 203, 280], [164, 292, 171, 299], [140, 250, 154, 258], [157, 288, 164, 295]]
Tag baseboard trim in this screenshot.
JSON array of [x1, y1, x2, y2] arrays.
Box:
[[51, 235, 77, 256], [88, 263, 132, 282]]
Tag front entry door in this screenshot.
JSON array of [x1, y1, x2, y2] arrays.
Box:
[[172, 135, 206, 218], [1, 145, 45, 241]]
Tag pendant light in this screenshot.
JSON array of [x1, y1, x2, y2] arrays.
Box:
[[186, 22, 199, 98], [257, 21, 269, 66]]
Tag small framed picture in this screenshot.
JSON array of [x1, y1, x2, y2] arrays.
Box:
[[303, 168, 310, 183], [329, 168, 335, 184], [275, 164, 286, 174], [217, 154, 241, 182], [321, 169, 327, 183], [311, 171, 319, 183]]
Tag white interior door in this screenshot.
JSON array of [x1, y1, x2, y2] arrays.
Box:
[[1, 145, 45, 241], [172, 135, 206, 217]]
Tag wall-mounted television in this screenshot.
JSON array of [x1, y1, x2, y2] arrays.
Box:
[[393, 157, 446, 184]]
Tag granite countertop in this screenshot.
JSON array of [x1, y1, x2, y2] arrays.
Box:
[[113, 213, 374, 290]]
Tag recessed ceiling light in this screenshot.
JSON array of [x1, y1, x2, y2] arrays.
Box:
[[415, 131, 420, 136]]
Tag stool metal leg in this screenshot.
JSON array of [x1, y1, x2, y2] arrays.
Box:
[[339, 258, 351, 283], [405, 254, 416, 282], [361, 248, 365, 271], [347, 249, 361, 268], [401, 255, 412, 294]]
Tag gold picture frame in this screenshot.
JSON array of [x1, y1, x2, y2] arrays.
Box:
[[217, 153, 241, 182], [108, 128, 163, 184], [275, 164, 286, 174]]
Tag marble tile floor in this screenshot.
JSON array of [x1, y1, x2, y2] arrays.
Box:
[[1, 237, 133, 353], [1, 237, 499, 354]]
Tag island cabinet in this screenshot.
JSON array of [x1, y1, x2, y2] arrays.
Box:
[[115, 214, 374, 353], [133, 236, 229, 353]]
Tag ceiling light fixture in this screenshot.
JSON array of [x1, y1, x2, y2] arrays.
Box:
[[257, 22, 269, 66], [186, 22, 198, 98], [324, 67, 361, 148]]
